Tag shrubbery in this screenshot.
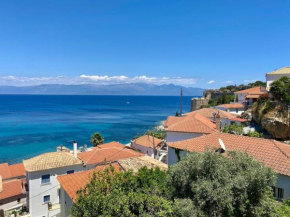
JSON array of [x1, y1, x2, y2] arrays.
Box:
[[72, 151, 281, 217], [270, 76, 290, 105]]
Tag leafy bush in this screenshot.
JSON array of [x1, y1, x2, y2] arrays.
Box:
[[270, 76, 290, 104], [277, 198, 290, 216], [168, 151, 277, 217], [71, 166, 173, 217], [257, 94, 270, 105]]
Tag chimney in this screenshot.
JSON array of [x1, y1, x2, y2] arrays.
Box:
[[0, 175, 2, 193], [73, 141, 78, 158], [216, 113, 221, 131]]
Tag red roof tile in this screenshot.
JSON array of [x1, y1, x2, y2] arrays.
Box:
[[57, 163, 121, 201], [132, 135, 163, 149], [166, 113, 217, 134], [0, 179, 24, 200], [164, 116, 184, 128], [184, 108, 238, 119], [9, 163, 26, 178], [168, 133, 290, 176], [78, 142, 144, 165], [216, 103, 244, 109], [0, 163, 13, 180], [235, 86, 266, 94], [229, 117, 247, 122]]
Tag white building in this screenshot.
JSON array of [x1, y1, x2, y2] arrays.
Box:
[[131, 135, 167, 163], [212, 103, 245, 115], [233, 86, 266, 107], [164, 113, 218, 143], [23, 152, 83, 217], [167, 132, 290, 200], [266, 66, 290, 89]]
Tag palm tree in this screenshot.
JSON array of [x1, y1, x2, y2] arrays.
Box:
[[90, 132, 104, 147]]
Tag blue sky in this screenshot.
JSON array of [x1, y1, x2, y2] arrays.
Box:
[[0, 0, 289, 88]]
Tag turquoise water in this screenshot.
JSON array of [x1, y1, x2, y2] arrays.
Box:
[[0, 95, 194, 164]]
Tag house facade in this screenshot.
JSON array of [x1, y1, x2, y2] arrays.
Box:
[[23, 152, 83, 217], [233, 86, 267, 107], [212, 103, 245, 115], [266, 67, 290, 89], [167, 132, 290, 200], [0, 163, 27, 214]]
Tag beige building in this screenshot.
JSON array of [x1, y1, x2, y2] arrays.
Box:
[[266, 66, 290, 89]]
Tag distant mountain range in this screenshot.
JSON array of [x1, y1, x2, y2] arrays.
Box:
[[0, 83, 204, 96]]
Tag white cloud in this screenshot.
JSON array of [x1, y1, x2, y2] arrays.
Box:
[[207, 80, 215, 84], [244, 79, 256, 83], [222, 81, 233, 84], [0, 75, 198, 87]]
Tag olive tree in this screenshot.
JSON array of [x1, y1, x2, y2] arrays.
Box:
[[167, 151, 278, 217]]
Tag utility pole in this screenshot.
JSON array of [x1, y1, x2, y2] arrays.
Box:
[[180, 88, 183, 115]]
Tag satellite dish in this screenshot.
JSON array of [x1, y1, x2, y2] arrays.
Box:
[[218, 138, 226, 152]]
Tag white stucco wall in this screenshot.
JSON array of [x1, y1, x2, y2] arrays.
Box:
[[276, 174, 290, 200], [132, 143, 154, 157], [166, 132, 203, 143], [27, 164, 83, 217], [167, 146, 186, 166], [267, 74, 290, 89], [0, 195, 26, 212], [60, 187, 73, 217]]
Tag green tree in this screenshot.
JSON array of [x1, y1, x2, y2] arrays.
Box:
[[277, 197, 290, 216], [90, 132, 104, 147], [146, 130, 165, 140], [167, 151, 278, 217], [175, 111, 179, 116], [270, 76, 290, 104], [71, 166, 173, 217]]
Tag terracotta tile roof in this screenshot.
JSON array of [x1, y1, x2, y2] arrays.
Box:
[[164, 116, 184, 128], [267, 66, 290, 75], [0, 179, 24, 200], [23, 152, 83, 172], [0, 163, 13, 180], [235, 86, 265, 94], [168, 132, 290, 176], [98, 141, 127, 149], [57, 163, 121, 202], [166, 113, 217, 134], [9, 163, 26, 178], [118, 156, 168, 173], [184, 108, 238, 119], [229, 117, 247, 122], [78, 143, 144, 165], [132, 135, 163, 149], [216, 103, 244, 109]]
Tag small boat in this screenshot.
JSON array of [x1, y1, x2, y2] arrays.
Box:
[[127, 101, 130, 104]]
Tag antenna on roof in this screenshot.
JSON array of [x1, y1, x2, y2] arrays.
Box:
[[218, 138, 226, 153]]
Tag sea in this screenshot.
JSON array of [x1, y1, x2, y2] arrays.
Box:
[[0, 95, 195, 164]]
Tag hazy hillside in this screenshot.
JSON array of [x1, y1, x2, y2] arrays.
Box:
[[0, 83, 204, 96]]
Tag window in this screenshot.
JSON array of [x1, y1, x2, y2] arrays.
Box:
[[41, 174, 50, 184], [67, 170, 74, 174], [278, 188, 284, 200], [43, 195, 50, 203], [272, 186, 284, 200]]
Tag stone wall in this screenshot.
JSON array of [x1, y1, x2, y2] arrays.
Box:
[[191, 98, 209, 111]]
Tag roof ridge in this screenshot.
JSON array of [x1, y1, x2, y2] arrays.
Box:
[[271, 140, 290, 162], [193, 113, 217, 131]]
